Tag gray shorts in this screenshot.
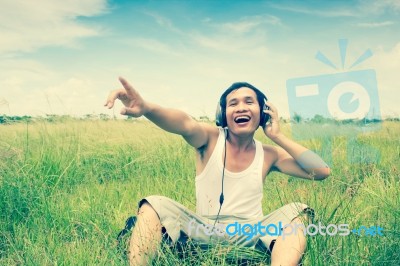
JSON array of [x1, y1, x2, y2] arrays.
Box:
[[139, 195, 312, 252]]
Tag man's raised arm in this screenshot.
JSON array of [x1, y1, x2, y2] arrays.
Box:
[[263, 100, 330, 180], [104, 77, 211, 149]]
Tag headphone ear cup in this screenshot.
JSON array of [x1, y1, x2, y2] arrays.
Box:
[[221, 108, 227, 127], [260, 103, 270, 127], [215, 102, 223, 127]]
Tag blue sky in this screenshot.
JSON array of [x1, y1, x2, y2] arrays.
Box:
[[0, 0, 399, 119]]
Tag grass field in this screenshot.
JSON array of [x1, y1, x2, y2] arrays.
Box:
[[0, 119, 399, 265]]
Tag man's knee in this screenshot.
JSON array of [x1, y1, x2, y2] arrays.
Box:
[[293, 211, 312, 226], [291, 217, 306, 227], [278, 216, 308, 243], [138, 202, 154, 213], [289, 216, 309, 238], [138, 202, 160, 223]]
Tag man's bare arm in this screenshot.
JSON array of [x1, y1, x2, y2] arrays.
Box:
[[263, 101, 330, 180], [105, 77, 212, 149], [269, 142, 330, 180], [143, 102, 213, 148]]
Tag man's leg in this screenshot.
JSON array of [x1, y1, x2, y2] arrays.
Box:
[[128, 202, 162, 266], [270, 217, 307, 266]]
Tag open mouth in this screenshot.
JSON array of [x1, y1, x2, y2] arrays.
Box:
[[234, 115, 251, 124]]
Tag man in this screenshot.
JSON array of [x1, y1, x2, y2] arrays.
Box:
[[105, 77, 330, 265]]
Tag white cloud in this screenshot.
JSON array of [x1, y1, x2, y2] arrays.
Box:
[[142, 10, 182, 33], [0, 0, 109, 54], [357, 0, 400, 15], [41, 78, 101, 115], [268, 3, 357, 17], [0, 59, 51, 115], [188, 15, 278, 55], [356, 21, 395, 28], [140, 12, 276, 56], [1, 76, 104, 116], [0, 59, 54, 87], [0, 58, 107, 116], [218, 15, 282, 34], [127, 38, 181, 56], [270, 0, 400, 18], [366, 42, 400, 116], [189, 31, 268, 56]]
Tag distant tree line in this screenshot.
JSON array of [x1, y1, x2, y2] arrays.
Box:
[[0, 113, 399, 125], [0, 114, 113, 124], [290, 113, 396, 125], [0, 115, 32, 124]]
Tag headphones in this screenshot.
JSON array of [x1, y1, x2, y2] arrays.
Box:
[[215, 82, 270, 128]]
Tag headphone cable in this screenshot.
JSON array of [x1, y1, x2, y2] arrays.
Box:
[[212, 128, 227, 232]]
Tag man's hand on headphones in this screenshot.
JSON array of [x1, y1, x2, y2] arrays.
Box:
[[262, 100, 282, 141], [104, 77, 148, 117]]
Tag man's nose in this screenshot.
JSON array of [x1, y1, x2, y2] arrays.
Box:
[[236, 102, 247, 111]]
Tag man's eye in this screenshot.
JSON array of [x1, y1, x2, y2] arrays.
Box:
[[246, 101, 254, 104], [229, 103, 237, 106]]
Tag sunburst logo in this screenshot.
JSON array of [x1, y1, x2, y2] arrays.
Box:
[[287, 39, 381, 123], [286, 39, 381, 164]]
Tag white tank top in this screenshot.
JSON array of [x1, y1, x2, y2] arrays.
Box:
[[195, 128, 264, 219]]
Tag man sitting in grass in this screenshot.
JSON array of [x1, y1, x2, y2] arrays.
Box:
[[105, 77, 330, 266]]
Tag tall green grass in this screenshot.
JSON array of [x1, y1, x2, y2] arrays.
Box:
[[0, 120, 399, 265]]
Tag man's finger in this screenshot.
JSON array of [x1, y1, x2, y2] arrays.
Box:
[[264, 99, 273, 108], [263, 109, 279, 122], [263, 109, 273, 116], [104, 91, 120, 109], [264, 100, 277, 112], [104, 94, 115, 109], [119, 76, 137, 94], [121, 107, 141, 117]]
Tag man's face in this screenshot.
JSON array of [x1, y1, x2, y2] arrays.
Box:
[[225, 88, 260, 134]]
